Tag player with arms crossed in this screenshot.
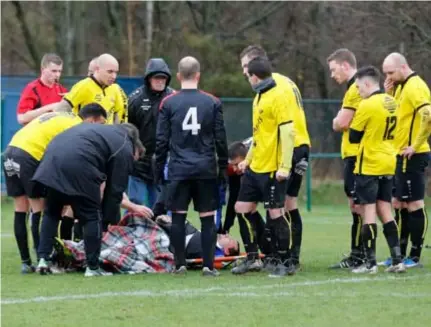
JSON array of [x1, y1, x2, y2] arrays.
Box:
[[236, 56, 296, 277], [327, 49, 365, 269], [239, 45, 310, 271], [382, 53, 431, 268], [349, 66, 406, 274], [155, 56, 229, 277]]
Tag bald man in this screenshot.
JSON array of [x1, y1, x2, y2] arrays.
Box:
[[155, 56, 229, 277], [382, 52, 431, 268], [87, 56, 128, 123], [36, 53, 127, 124]]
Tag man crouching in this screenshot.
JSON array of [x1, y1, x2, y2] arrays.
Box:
[[33, 123, 145, 277]]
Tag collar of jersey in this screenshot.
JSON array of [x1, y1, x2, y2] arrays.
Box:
[[400, 72, 417, 87], [89, 75, 107, 90], [346, 74, 356, 90], [369, 89, 384, 98]]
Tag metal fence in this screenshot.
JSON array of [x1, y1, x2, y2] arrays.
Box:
[[1, 76, 346, 211]]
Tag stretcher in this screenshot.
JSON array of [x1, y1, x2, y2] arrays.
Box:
[[186, 253, 265, 269]]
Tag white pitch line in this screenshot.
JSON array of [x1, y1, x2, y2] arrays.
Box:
[[2, 274, 430, 305], [0, 233, 13, 238]]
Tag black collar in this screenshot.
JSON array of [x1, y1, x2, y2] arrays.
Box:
[[369, 89, 384, 97], [401, 72, 417, 87], [346, 73, 356, 90], [90, 75, 106, 90]]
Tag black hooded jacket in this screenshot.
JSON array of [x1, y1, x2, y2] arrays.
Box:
[[128, 58, 174, 182]]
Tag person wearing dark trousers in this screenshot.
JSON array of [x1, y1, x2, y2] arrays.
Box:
[[33, 123, 145, 277], [127, 58, 175, 208], [2, 105, 107, 274], [155, 56, 228, 277]]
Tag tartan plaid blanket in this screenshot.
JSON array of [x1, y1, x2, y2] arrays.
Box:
[[63, 214, 174, 274]]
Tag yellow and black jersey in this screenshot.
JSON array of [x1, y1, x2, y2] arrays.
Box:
[[250, 82, 294, 173], [272, 73, 311, 147], [350, 92, 397, 175], [341, 77, 362, 159], [64, 77, 127, 124], [393, 73, 431, 154], [9, 112, 82, 161]]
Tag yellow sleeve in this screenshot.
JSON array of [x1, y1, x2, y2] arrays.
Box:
[[407, 84, 431, 111], [278, 122, 295, 173], [273, 93, 293, 125], [114, 84, 128, 123], [342, 86, 362, 111], [350, 102, 369, 132], [273, 95, 295, 173], [412, 105, 431, 151], [63, 80, 89, 114]]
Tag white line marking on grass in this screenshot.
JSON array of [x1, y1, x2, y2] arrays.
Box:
[[0, 233, 13, 238], [2, 274, 430, 305]]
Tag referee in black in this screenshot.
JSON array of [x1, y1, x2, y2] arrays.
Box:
[[155, 56, 229, 277]]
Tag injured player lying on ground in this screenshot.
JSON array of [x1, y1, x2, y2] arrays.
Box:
[[50, 213, 244, 275]]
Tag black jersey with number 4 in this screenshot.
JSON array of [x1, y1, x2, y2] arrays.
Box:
[[155, 89, 228, 181]]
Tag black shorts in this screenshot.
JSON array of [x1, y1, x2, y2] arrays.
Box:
[[394, 153, 430, 202], [354, 175, 393, 204], [2, 146, 45, 198], [166, 179, 219, 212], [286, 144, 310, 197], [237, 169, 288, 209], [343, 156, 356, 198]]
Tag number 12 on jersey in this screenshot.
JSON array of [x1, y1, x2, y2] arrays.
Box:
[[182, 107, 201, 135], [383, 116, 397, 140]]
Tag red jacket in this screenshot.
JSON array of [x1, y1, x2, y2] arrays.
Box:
[[17, 79, 67, 115]]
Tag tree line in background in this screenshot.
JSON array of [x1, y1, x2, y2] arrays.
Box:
[[2, 1, 431, 186], [2, 1, 431, 98]]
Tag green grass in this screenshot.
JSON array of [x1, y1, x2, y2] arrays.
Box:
[[1, 197, 431, 327]]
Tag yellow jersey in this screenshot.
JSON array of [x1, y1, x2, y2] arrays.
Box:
[[341, 78, 362, 159], [9, 112, 82, 161], [250, 81, 294, 173], [272, 73, 311, 147], [393, 73, 431, 154], [350, 92, 397, 175], [64, 77, 128, 124]]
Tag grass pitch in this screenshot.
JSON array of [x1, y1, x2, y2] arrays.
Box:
[[1, 198, 430, 327]]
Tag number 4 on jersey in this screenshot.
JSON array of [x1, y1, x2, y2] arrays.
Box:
[[182, 107, 201, 135]]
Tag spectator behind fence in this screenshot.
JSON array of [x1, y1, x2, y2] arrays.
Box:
[[17, 53, 67, 125]]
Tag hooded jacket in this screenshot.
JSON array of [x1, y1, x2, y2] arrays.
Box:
[[128, 58, 175, 182]]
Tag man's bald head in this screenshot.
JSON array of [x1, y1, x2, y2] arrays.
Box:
[[88, 57, 98, 76], [383, 52, 408, 69], [97, 53, 119, 68], [178, 56, 200, 80], [382, 52, 412, 83], [93, 53, 119, 86]]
